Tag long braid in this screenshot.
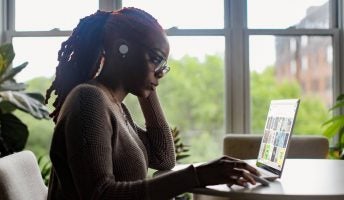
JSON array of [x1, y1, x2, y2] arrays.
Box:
[[45, 10, 111, 122], [45, 7, 163, 123]]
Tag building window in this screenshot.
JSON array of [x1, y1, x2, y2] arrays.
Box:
[[290, 38, 297, 54], [301, 55, 309, 71], [301, 36, 308, 47], [327, 45, 333, 64]]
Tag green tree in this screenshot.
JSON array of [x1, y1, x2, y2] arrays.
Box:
[[250, 67, 300, 133], [251, 66, 330, 135], [16, 77, 54, 156], [22, 55, 331, 163], [125, 54, 225, 162], [159, 55, 224, 133]]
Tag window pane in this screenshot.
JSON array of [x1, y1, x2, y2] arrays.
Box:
[[15, 0, 98, 31], [12, 37, 66, 82], [122, 0, 224, 29], [250, 35, 332, 135], [247, 0, 330, 29], [125, 36, 225, 163], [12, 37, 66, 156]]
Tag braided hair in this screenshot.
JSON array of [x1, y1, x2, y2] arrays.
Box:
[[45, 7, 164, 122]]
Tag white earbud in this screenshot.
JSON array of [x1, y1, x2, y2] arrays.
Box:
[[118, 44, 129, 58]]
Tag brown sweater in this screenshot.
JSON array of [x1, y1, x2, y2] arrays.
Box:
[[47, 83, 200, 200]]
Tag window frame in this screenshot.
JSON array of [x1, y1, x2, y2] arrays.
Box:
[[230, 0, 343, 134], [1, 0, 343, 136]]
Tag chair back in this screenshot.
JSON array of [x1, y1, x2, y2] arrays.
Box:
[[0, 150, 48, 200], [223, 134, 329, 159]]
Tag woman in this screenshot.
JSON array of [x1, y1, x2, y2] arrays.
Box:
[[45, 7, 259, 200]]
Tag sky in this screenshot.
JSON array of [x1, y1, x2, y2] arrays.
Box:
[[12, 0, 328, 82]]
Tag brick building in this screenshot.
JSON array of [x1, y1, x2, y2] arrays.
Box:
[[275, 2, 332, 106]]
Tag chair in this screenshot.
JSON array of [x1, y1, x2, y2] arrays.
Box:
[[223, 134, 329, 159], [193, 134, 329, 200], [0, 150, 48, 200]]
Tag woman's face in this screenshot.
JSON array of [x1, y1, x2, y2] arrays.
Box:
[[125, 31, 170, 98]]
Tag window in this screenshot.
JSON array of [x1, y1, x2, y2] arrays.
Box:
[[3, 0, 343, 159], [247, 0, 336, 136], [122, 0, 225, 163], [12, 0, 98, 82], [302, 55, 309, 71], [250, 35, 332, 134], [6, 0, 99, 156], [123, 0, 224, 29], [15, 0, 98, 31], [247, 0, 330, 29], [12, 37, 66, 81]]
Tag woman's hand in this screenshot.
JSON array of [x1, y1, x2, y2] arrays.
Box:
[[195, 156, 260, 188]]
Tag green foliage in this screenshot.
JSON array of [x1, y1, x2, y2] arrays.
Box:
[[296, 97, 329, 134], [37, 154, 52, 185], [160, 55, 224, 163], [0, 43, 50, 157], [186, 131, 222, 163], [17, 76, 55, 156], [0, 113, 28, 152], [175, 193, 192, 200], [22, 54, 334, 177], [251, 66, 330, 135], [125, 54, 225, 163], [322, 94, 344, 159], [159, 55, 224, 132], [171, 127, 190, 163], [124, 56, 331, 164], [171, 127, 192, 200]]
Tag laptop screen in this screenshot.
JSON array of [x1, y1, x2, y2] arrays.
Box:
[[257, 99, 300, 174]]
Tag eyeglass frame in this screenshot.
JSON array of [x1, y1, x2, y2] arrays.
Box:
[[135, 40, 170, 76], [146, 49, 170, 76]]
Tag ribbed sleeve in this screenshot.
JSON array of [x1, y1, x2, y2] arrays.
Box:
[[147, 165, 200, 199], [136, 91, 176, 170]]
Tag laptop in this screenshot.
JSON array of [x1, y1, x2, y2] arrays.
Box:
[[254, 99, 300, 182]]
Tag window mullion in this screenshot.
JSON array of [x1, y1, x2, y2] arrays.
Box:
[[2, 0, 14, 43], [227, 0, 248, 134], [248, 29, 338, 36], [7, 0, 14, 32], [338, 0, 344, 113], [165, 28, 225, 36], [11, 30, 72, 37], [99, 0, 120, 11]]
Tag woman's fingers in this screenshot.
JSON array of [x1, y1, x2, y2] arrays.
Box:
[[236, 178, 250, 188], [241, 171, 256, 185], [220, 160, 259, 186], [196, 157, 261, 187], [221, 155, 241, 161], [222, 159, 261, 176], [229, 168, 256, 185]]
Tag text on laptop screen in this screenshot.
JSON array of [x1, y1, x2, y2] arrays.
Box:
[[257, 100, 299, 171]]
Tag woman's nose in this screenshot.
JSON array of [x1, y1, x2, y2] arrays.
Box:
[[155, 71, 164, 79]]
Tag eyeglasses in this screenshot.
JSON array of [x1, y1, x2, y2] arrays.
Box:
[[135, 39, 170, 76], [147, 49, 170, 76]]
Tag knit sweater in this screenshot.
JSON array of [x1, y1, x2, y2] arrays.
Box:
[[47, 82, 200, 200]]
